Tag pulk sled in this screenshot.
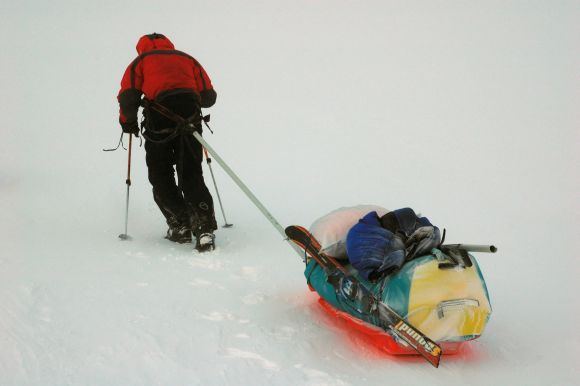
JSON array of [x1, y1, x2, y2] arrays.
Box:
[[135, 99, 498, 367]]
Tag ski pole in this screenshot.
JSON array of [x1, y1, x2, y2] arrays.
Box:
[[192, 132, 303, 258], [203, 148, 233, 228], [119, 134, 133, 240]]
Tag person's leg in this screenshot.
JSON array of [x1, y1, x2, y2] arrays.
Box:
[[152, 92, 216, 248], [145, 138, 191, 242], [178, 133, 217, 236]]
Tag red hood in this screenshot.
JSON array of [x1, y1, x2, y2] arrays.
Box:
[[136, 33, 175, 55]]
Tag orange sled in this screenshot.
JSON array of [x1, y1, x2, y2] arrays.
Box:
[[317, 297, 469, 355]]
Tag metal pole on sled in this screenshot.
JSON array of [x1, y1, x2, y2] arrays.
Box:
[[192, 132, 304, 258], [442, 244, 497, 253]]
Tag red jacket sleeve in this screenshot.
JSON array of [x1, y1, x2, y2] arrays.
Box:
[[193, 62, 217, 108], [117, 61, 144, 125]]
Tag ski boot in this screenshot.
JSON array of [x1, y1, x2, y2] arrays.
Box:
[[165, 218, 192, 244], [195, 232, 216, 252], [191, 205, 218, 252]]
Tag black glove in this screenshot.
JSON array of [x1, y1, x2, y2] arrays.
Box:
[[405, 226, 441, 260], [121, 121, 139, 136]]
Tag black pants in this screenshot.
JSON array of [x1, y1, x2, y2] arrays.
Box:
[[144, 93, 215, 229]]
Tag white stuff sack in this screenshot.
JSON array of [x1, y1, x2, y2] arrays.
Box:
[[309, 205, 389, 259]]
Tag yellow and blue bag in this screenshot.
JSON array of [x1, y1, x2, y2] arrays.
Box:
[[305, 248, 492, 345]]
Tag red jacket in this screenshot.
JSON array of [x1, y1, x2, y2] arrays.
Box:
[[117, 33, 216, 126]]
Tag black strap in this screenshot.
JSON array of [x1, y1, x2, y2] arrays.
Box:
[[103, 132, 126, 152], [140, 98, 202, 143]]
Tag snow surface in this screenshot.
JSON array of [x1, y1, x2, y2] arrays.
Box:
[[1, 1, 579, 385]]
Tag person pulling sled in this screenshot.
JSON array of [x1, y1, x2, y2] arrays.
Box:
[[117, 33, 218, 251]]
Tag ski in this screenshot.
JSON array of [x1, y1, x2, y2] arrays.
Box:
[[285, 225, 442, 368]]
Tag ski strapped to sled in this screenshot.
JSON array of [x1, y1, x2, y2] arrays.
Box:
[[285, 225, 443, 368]]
